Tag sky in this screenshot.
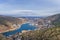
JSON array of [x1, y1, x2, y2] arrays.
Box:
[[0, 0, 60, 16]]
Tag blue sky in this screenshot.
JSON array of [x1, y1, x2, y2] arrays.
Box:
[[0, 0, 60, 16]]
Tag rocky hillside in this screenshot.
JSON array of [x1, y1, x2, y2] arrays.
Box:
[[46, 14, 60, 26], [21, 27, 60, 40], [0, 15, 23, 24]]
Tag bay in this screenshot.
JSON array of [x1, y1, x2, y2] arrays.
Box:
[[3, 23, 36, 36]]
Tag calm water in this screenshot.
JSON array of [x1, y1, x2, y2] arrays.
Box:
[[3, 23, 36, 36]]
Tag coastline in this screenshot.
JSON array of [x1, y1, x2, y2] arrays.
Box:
[[0, 24, 22, 33], [0, 21, 27, 33]]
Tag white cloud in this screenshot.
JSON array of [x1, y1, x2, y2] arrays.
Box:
[[0, 10, 32, 14], [0, 9, 58, 16], [0, 0, 59, 16], [11, 10, 32, 13]]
